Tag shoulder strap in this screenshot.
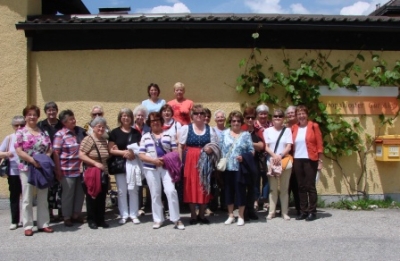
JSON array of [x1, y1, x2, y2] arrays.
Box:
[[6, 135, 11, 152], [273, 127, 286, 154], [89, 136, 102, 162]]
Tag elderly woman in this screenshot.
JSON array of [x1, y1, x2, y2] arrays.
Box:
[[204, 108, 212, 125], [141, 83, 166, 113], [242, 106, 265, 220], [79, 117, 110, 229], [179, 104, 218, 224], [167, 82, 193, 126], [0, 116, 25, 230], [84, 105, 110, 138], [264, 109, 293, 221], [139, 112, 184, 230], [160, 104, 182, 140], [15, 105, 53, 236], [53, 110, 86, 227], [133, 105, 151, 135], [37, 101, 63, 223], [220, 111, 254, 226], [213, 109, 227, 140], [108, 108, 142, 225], [285, 105, 301, 216], [292, 105, 323, 221]]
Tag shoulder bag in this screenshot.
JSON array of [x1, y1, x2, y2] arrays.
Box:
[[87, 136, 108, 184], [107, 129, 134, 175], [217, 132, 242, 172], [0, 135, 11, 178]]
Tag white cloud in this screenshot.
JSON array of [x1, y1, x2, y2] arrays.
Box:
[[290, 3, 310, 14], [244, 0, 285, 13], [340, 0, 387, 15], [136, 2, 191, 13]]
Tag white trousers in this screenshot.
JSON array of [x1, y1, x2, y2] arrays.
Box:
[[115, 173, 139, 219], [268, 168, 292, 215], [144, 167, 180, 223], [20, 171, 50, 230]]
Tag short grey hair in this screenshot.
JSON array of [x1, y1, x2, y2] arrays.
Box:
[[285, 105, 297, 115], [256, 104, 269, 114], [133, 105, 148, 118], [90, 116, 107, 127], [214, 109, 226, 119], [117, 108, 134, 126], [11, 115, 25, 126]]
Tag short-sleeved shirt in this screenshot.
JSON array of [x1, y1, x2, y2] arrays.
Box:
[[53, 126, 86, 177], [167, 99, 193, 125], [263, 127, 293, 156], [141, 99, 166, 113], [80, 135, 109, 175], [108, 127, 142, 150], [0, 134, 19, 176], [14, 127, 52, 172], [179, 124, 218, 145], [219, 130, 254, 171]]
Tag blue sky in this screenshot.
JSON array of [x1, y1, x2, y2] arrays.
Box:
[[82, 0, 388, 16]]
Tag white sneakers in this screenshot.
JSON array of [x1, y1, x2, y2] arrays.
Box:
[[152, 222, 163, 229], [119, 218, 127, 224], [132, 217, 141, 224], [174, 220, 185, 230], [225, 216, 245, 226], [119, 217, 141, 224], [9, 224, 17, 230]]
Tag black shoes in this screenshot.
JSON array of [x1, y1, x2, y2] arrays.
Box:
[[197, 216, 210, 224], [295, 213, 308, 220], [88, 222, 98, 229], [305, 213, 317, 221], [97, 221, 110, 228]]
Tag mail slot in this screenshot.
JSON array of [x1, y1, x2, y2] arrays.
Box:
[[375, 135, 400, 161]]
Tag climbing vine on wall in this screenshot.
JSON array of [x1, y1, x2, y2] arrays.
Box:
[[236, 32, 400, 197]]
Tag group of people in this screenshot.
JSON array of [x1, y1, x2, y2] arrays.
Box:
[[0, 81, 323, 236]]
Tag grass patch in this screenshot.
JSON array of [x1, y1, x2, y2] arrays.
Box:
[[329, 197, 400, 210]]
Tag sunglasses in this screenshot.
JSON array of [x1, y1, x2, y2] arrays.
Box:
[[92, 113, 103, 117], [273, 115, 284, 118], [231, 120, 241, 123], [14, 124, 25, 128], [245, 116, 255, 120], [193, 112, 205, 116]]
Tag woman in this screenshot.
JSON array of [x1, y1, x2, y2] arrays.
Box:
[[167, 82, 193, 126], [37, 101, 63, 222], [213, 109, 227, 140], [79, 117, 110, 229], [108, 108, 142, 225], [204, 108, 212, 125], [133, 105, 150, 135], [178, 104, 218, 224], [53, 110, 86, 227], [141, 83, 166, 113], [160, 104, 182, 141], [220, 111, 254, 226], [285, 105, 301, 216], [15, 105, 53, 236], [84, 105, 110, 138], [264, 109, 293, 221], [291, 105, 323, 221], [0, 116, 25, 230], [139, 112, 185, 230], [242, 107, 265, 220]]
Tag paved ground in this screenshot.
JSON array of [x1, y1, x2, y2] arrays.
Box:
[[0, 199, 399, 261]]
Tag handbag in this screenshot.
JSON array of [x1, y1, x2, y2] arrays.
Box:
[[268, 127, 286, 175], [89, 136, 108, 185], [281, 154, 293, 170], [217, 132, 242, 172], [0, 135, 11, 178], [107, 129, 135, 175]]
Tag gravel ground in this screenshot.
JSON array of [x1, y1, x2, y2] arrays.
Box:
[[0, 198, 399, 261]]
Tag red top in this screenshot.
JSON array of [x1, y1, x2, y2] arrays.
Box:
[[167, 99, 193, 125], [291, 121, 323, 161]]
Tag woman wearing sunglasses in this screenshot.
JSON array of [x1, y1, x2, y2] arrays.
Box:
[[84, 105, 111, 139], [0, 116, 26, 230], [264, 109, 293, 221], [178, 104, 218, 225]]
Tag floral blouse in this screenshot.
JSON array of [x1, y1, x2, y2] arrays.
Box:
[[219, 129, 254, 171], [14, 127, 52, 172]]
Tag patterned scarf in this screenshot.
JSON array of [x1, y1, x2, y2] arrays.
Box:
[[197, 142, 221, 195]]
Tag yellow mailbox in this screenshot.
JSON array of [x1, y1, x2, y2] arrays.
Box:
[[375, 135, 400, 161]]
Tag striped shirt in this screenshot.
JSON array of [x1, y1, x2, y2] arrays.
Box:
[[53, 127, 86, 177], [139, 132, 177, 170], [80, 135, 109, 175]]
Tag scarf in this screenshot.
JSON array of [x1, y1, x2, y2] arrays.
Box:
[[254, 120, 271, 132], [197, 142, 222, 195], [162, 151, 182, 182], [162, 119, 175, 131]]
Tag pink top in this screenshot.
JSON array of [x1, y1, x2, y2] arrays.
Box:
[[167, 99, 193, 125]]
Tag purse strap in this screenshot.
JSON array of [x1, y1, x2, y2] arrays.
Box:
[[6, 135, 11, 153], [89, 135, 102, 162], [273, 127, 286, 154]]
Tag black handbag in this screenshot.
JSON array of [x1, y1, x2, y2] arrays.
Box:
[[107, 129, 134, 175], [0, 135, 11, 178]]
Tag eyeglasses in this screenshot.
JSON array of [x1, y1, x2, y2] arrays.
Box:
[[231, 120, 241, 123], [273, 115, 284, 118], [92, 113, 103, 117], [13, 124, 25, 128], [193, 112, 205, 116], [245, 116, 255, 120]]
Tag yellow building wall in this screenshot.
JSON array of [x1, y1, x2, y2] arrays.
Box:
[[0, 1, 399, 198]]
